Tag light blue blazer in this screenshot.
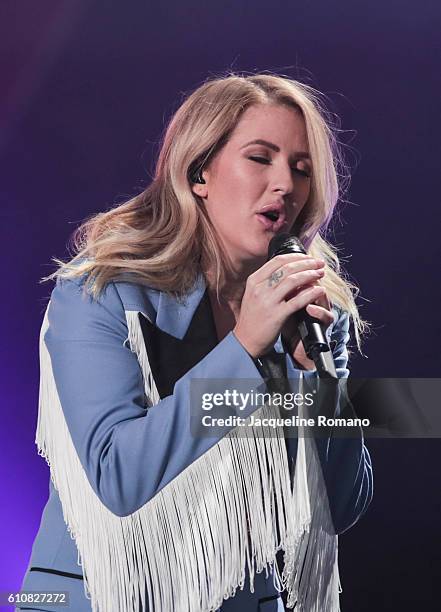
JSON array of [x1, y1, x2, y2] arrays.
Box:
[[18, 272, 373, 612]]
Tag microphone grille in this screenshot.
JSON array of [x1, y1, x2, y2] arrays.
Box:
[[267, 233, 307, 260]]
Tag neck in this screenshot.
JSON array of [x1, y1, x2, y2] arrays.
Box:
[[205, 255, 266, 309]]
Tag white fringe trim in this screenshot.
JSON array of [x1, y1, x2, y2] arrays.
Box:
[[125, 311, 160, 407], [36, 304, 340, 611], [282, 377, 342, 610]]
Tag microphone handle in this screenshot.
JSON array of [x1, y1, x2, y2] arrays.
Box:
[[298, 310, 337, 379]]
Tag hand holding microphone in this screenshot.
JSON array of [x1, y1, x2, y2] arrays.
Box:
[[233, 233, 337, 377], [233, 253, 329, 355]]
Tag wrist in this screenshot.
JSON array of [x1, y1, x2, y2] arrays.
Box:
[[232, 329, 260, 359]]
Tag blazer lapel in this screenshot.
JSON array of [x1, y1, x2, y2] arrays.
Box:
[[139, 275, 219, 398]]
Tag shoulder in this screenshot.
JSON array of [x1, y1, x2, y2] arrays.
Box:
[[328, 304, 350, 344], [327, 305, 351, 372], [46, 276, 125, 341], [46, 270, 159, 340]]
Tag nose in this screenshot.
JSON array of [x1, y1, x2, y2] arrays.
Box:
[[270, 161, 295, 195]]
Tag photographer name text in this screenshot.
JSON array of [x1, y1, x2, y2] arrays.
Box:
[[201, 414, 370, 428]]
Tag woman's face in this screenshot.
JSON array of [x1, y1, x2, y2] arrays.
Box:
[[192, 103, 312, 269]]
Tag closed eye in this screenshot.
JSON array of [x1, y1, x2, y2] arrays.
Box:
[[248, 156, 311, 178]]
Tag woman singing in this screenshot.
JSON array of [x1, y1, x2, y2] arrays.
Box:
[[19, 73, 373, 612]]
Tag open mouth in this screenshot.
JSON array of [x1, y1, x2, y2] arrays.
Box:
[[260, 210, 280, 222], [256, 209, 287, 232]]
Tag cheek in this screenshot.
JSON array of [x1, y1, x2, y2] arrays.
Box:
[[209, 171, 252, 218], [287, 193, 310, 230], [219, 164, 251, 196], [296, 184, 311, 211]]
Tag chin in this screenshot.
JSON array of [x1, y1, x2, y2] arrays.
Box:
[[242, 241, 270, 262]]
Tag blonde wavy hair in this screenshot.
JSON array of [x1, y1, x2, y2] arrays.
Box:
[[43, 72, 368, 347]]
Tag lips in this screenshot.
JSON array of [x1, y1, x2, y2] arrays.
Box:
[[256, 202, 287, 232]]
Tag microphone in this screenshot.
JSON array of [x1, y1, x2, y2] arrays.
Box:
[[268, 233, 337, 379]]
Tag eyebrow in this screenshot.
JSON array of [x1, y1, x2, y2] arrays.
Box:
[[240, 139, 311, 160]]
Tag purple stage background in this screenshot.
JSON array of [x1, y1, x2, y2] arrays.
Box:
[[1, 1, 440, 610]]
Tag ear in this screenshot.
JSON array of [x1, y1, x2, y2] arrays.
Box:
[[190, 172, 208, 199], [191, 183, 208, 198]]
